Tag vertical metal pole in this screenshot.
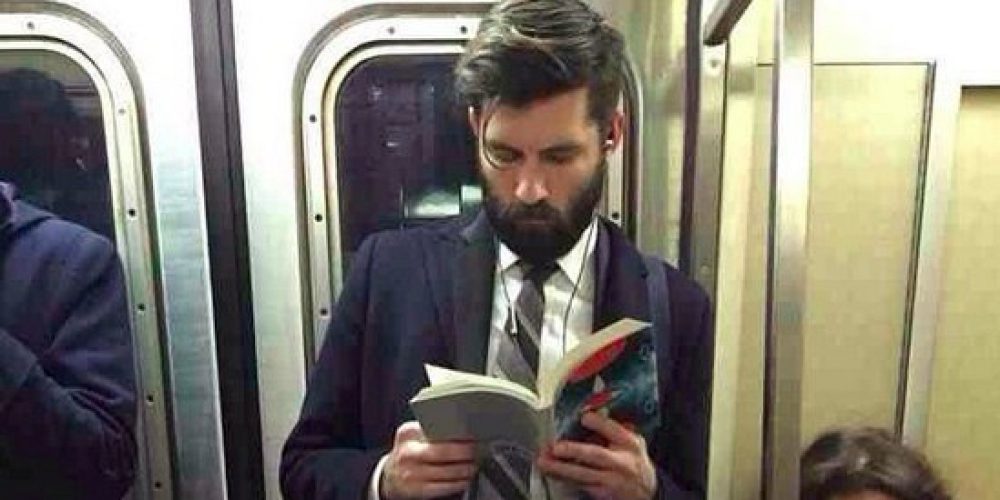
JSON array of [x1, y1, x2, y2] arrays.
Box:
[[686, 0, 729, 302], [763, 0, 813, 497]]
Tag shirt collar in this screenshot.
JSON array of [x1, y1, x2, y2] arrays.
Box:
[[498, 218, 599, 281]]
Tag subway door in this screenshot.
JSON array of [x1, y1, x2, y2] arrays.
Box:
[[0, 2, 230, 499], [232, 1, 652, 497]]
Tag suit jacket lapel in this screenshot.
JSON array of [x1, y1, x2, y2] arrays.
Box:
[[452, 211, 497, 374], [593, 219, 651, 331]]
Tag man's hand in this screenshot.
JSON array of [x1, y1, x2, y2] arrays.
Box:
[[381, 421, 477, 499], [537, 412, 657, 500]]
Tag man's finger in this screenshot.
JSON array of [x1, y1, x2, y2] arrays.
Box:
[[548, 441, 621, 471], [537, 454, 608, 487], [419, 441, 476, 463], [417, 479, 473, 498], [395, 421, 426, 443], [580, 412, 640, 448], [412, 462, 478, 482]]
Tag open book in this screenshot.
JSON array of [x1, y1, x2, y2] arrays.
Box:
[[410, 318, 660, 455]]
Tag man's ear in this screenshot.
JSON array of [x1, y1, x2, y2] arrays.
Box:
[[604, 109, 625, 151], [467, 106, 480, 138]]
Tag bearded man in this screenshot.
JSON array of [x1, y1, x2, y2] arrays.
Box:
[[280, 1, 713, 499]]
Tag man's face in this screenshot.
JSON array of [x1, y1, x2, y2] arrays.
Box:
[[472, 87, 622, 265]]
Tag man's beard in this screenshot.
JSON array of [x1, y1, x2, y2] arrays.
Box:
[[482, 160, 606, 266]]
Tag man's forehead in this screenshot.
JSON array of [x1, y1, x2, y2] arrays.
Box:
[[483, 122, 593, 150], [486, 137, 585, 152], [480, 89, 598, 147]]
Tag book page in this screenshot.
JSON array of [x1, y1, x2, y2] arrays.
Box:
[[423, 364, 539, 406], [411, 387, 548, 453], [425, 364, 475, 385]]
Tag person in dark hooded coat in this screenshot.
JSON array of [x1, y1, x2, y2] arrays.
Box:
[[0, 181, 136, 499]]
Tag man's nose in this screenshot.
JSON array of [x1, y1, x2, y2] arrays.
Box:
[[513, 162, 550, 204]]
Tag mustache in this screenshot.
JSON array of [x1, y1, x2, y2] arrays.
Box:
[[502, 201, 562, 221]]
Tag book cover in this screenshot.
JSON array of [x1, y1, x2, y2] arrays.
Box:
[[553, 320, 660, 444]]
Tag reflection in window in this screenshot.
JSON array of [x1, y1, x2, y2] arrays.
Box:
[[334, 54, 478, 271], [0, 50, 114, 241]]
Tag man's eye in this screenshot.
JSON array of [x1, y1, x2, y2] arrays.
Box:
[[490, 149, 519, 164], [544, 153, 575, 165]]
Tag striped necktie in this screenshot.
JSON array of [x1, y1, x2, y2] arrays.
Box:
[[495, 262, 558, 390], [478, 262, 558, 499]]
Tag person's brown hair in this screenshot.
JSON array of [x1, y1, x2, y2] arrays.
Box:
[[454, 0, 625, 133], [801, 427, 951, 500]]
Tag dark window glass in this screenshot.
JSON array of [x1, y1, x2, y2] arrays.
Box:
[[334, 54, 478, 272], [0, 50, 115, 241]]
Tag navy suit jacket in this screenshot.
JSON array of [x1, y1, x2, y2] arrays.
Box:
[[281, 212, 714, 499]]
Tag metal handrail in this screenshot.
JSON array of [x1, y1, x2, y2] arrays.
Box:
[[763, 0, 814, 497], [703, 0, 754, 46]]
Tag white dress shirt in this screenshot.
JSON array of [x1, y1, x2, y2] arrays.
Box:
[[370, 219, 599, 500], [487, 219, 598, 385]]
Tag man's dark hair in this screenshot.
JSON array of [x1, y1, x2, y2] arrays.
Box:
[[455, 0, 625, 133], [801, 427, 952, 500]]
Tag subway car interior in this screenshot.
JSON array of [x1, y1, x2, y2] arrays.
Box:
[[0, 0, 997, 498]]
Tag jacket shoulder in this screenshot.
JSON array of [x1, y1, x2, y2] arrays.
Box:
[[358, 217, 466, 256], [661, 262, 710, 309], [346, 219, 461, 283], [10, 207, 116, 278]]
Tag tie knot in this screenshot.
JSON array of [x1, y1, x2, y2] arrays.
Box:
[[521, 262, 558, 288]]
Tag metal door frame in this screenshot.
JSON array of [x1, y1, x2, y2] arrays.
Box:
[[902, 60, 1000, 447], [189, 0, 264, 496]]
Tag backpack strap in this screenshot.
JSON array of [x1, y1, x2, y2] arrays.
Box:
[[643, 255, 672, 346], [644, 255, 673, 412]]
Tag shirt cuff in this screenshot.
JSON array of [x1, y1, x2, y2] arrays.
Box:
[[368, 454, 390, 500]]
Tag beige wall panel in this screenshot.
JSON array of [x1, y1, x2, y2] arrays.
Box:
[[800, 65, 927, 443], [747, 65, 928, 454], [756, 0, 946, 64], [925, 87, 1000, 499]]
